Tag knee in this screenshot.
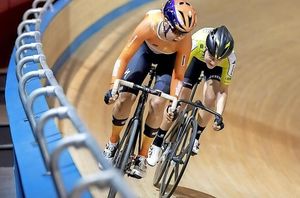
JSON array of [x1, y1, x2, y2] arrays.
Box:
[[116, 92, 136, 106], [149, 97, 165, 114], [113, 93, 136, 114], [204, 91, 217, 107]]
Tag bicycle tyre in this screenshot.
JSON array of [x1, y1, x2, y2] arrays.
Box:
[[107, 119, 140, 198], [153, 114, 185, 187], [159, 117, 197, 198], [153, 143, 171, 188]]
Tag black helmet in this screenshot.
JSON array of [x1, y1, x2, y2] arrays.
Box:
[[206, 25, 234, 60]]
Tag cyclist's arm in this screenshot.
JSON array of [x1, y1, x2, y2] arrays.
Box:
[[170, 36, 192, 96], [217, 52, 237, 115], [216, 84, 228, 115], [110, 17, 152, 86], [177, 39, 200, 99]]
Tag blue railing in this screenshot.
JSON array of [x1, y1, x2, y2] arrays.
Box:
[[6, 0, 137, 197]]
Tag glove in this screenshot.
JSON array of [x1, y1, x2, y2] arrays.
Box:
[[104, 89, 112, 104], [213, 116, 224, 131], [165, 104, 179, 122], [104, 89, 118, 104]]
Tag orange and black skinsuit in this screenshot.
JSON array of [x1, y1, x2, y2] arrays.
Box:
[[110, 9, 192, 97]]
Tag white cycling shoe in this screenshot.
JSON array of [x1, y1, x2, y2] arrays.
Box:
[[191, 139, 199, 156], [147, 145, 162, 167], [98, 141, 118, 169], [103, 141, 118, 159], [130, 155, 147, 179]]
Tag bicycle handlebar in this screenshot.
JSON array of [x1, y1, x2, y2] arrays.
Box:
[[178, 99, 223, 122], [112, 80, 222, 122], [112, 79, 178, 112]]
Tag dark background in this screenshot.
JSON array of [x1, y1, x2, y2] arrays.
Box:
[[0, 0, 32, 69]]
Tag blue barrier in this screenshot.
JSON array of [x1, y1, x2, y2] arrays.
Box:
[[5, 0, 154, 197]]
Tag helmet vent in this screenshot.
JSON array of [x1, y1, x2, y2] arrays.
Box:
[[220, 44, 230, 58], [188, 15, 192, 27], [178, 11, 186, 26]]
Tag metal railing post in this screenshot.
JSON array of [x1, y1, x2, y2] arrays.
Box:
[[12, 0, 135, 197]]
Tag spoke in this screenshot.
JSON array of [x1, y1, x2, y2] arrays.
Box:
[[174, 161, 179, 179], [161, 161, 171, 194], [167, 168, 175, 188]]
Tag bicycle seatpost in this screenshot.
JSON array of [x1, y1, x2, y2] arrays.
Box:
[[147, 64, 157, 87]]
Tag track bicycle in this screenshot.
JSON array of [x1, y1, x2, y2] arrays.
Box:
[[107, 65, 177, 198], [153, 72, 223, 198]]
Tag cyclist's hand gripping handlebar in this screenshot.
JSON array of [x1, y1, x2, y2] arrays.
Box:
[[104, 89, 119, 104], [213, 114, 224, 131], [112, 79, 178, 111]]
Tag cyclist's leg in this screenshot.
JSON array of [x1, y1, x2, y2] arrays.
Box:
[[132, 93, 168, 177], [156, 57, 204, 144], [105, 43, 151, 158], [189, 67, 222, 155], [133, 53, 176, 175], [191, 120, 205, 155], [148, 57, 202, 163], [141, 95, 168, 152], [150, 84, 191, 147], [110, 92, 136, 143], [140, 51, 177, 156], [140, 70, 174, 155], [198, 66, 223, 127], [147, 104, 171, 166]]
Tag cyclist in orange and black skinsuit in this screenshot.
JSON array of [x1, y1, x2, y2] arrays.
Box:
[[103, 0, 197, 179]]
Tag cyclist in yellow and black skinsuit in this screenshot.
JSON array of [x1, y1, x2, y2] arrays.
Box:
[[147, 25, 237, 166], [185, 27, 236, 88], [184, 28, 236, 88]]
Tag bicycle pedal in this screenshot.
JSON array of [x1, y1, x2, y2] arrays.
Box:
[[172, 157, 184, 164], [127, 171, 142, 179]]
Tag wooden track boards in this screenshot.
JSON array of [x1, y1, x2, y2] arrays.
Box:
[[53, 0, 300, 197]]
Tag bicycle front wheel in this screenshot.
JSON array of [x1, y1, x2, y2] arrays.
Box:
[[153, 115, 184, 188], [153, 142, 172, 188], [159, 117, 197, 198], [108, 120, 139, 198]]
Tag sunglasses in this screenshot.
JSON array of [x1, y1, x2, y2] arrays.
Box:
[[170, 27, 187, 36], [163, 19, 187, 37]]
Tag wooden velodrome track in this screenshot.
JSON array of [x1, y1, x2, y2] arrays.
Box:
[[45, 0, 300, 197]]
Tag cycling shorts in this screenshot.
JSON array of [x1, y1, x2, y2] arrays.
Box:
[[121, 42, 176, 95], [183, 57, 222, 89]]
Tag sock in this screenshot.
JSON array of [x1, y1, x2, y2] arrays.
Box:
[[109, 140, 118, 146], [196, 125, 206, 140], [153, 129, 167, 147]]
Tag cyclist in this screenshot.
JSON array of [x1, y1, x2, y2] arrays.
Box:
[[103, 0, 197, 179], [147, 25, 236, 166]]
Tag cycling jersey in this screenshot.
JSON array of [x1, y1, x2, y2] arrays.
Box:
[[183, 28, 237, 88]]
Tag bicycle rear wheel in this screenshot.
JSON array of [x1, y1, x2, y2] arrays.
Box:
[[159, 118, 197, 198]]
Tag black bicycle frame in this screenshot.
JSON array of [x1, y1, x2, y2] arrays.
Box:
[[156, 71, 223, 197], [114, 65, 157, 172]]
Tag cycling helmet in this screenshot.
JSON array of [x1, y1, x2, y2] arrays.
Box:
[[163, 0, 197, 33], [206, 25, 234, 60]]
